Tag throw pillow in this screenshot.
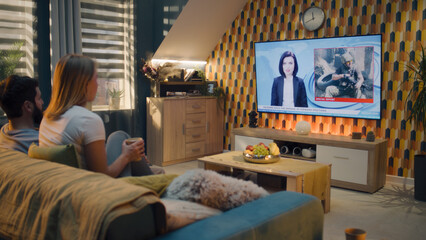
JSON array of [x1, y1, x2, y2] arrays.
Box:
[[161, 198, 222, 231], [163, 169, 269, 211], [28, 143, 81, 168]]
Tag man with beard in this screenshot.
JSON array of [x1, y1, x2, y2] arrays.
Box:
[[0, 75, 43, 153], [325, 52, 365, 99]]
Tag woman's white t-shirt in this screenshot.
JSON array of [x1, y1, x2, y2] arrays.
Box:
[[283, 77, 294, 107], [39, 105, 105, 169]]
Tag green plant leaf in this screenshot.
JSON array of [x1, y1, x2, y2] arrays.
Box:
[[0, 41, 24, 80], [403, 45, 426, 133], [108, 88, 125, 98], [213, 86, 226, 111]]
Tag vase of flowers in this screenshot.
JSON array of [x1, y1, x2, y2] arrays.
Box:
[[140, 58, 161, 97], [151, 80, 160, 98], [140, 58, 182, 97]]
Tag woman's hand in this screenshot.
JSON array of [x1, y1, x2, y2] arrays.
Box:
[[122, 139, 145, 163]]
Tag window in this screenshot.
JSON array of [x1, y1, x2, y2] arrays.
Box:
[[80, 0, 134, 110], [0, 0, 36, 79], [162, 1, 186, 37], [0, 0, 36, 117]]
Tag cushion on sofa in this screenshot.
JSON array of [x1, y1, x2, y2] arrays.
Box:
[[28, 143, 81, 168], [163, 169, 269, 211], [161, 198, 222, 231]]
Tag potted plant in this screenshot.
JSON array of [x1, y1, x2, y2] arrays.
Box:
[[0, 42, 24, 116], [108, 88, 124, 110], [404, 45, 426, 201], [0, 41, 24, 80], [212, 86, 226, 111]]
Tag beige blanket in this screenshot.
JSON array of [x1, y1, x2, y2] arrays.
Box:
[[0, 148, 164, 240], [120, 174, 178, 196]]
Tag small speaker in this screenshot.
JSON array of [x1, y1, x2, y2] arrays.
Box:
[[352, 132, 362, 139], [366, 131, 375, 142]]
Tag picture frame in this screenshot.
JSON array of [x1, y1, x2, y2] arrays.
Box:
[[206, 81, 217, 94]]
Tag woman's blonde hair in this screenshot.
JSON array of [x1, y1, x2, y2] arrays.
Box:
[[44, 54, 96, 119]]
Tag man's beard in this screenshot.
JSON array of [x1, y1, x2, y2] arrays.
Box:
[[32, 105, 43, 125]]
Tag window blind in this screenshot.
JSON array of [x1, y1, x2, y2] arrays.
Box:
[[80, 0, 134, 109]]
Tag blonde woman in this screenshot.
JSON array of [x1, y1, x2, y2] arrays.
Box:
[[39, 54, 153, 177]]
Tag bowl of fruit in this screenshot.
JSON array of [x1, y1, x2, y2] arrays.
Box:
[[243, 142, 280, 164]]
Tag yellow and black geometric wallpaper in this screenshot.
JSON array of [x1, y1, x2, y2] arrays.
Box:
[[206, 0, 425, 178]]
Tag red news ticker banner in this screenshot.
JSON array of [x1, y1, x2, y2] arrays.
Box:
[[315, 97, 374, 103]]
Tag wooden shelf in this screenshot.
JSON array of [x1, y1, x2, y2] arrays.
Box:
[[159, 81, 204, 97], [231, 127, 387, 193], [231, 127, 385, 151]]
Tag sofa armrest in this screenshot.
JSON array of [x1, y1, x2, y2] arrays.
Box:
[[155, 191, 324, 240], [105, 202, 169, 240]]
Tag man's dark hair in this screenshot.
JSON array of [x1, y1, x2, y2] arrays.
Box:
[[0, 75, 39, 119]]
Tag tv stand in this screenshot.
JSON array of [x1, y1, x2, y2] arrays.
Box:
[[231, 127, 387, 193]]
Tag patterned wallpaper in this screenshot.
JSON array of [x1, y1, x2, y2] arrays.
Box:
[[205, 0, 425, 178]]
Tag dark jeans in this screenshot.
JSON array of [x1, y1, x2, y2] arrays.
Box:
[[105, 130, 153, 177]]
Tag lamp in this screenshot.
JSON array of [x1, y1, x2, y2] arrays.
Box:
[[151, 59, 207, 69], [295, 121, 311, 135]]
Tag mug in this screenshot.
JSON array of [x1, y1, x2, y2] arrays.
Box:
[[345, 228, 366, 240], [280, 145, 289, 154], [125, 137, 143, 162], [125, 137, 142, 145], [302, 148, 316, 158], [292, 147, 302, 156]]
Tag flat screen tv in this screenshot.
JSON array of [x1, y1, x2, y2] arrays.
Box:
[[254, 35, 382, 120]]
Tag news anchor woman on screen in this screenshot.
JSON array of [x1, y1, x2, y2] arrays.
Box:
[[271, 51, 308, 107]]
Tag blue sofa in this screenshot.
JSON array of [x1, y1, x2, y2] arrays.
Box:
[[158, 191, 324, 240], [0, 147, 323, 240]]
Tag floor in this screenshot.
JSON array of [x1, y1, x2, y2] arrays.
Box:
[[163, 160, 426, 240]]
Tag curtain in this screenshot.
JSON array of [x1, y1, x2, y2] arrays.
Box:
[[50, 0, 82, 70]]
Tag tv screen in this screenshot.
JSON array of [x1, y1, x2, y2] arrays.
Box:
[[254, 35, 382, 120]]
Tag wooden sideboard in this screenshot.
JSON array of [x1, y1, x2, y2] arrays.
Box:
[[231, 127, 387, 193], [147, 96, 224, 166]]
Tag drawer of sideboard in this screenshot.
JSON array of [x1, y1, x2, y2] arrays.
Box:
[[185, 141, 205, 158], [186, 99, 206, 113], [316, 145, 368, 185], [185, 127, 206, 143], [186, 113, 206, 128]]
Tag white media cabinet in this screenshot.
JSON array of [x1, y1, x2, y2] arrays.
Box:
[[231, 127, 387, 193]]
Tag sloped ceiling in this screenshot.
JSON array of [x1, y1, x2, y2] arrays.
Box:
[[153, 0, 248, 61]]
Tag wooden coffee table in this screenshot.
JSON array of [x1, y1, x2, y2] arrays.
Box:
[[198, 151, 331, 213]]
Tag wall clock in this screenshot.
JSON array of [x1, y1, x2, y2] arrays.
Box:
[[301, 6, 325, 31]]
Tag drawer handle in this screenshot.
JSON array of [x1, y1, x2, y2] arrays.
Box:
[[192, 134, 201, 138], [191, 104, 201, 109], [192, 120, 201, 124], [182, 124, 185, 134], [192, 148, 201, 152], [333, 156, 349, 160]]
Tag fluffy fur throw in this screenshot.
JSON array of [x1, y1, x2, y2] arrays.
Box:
[[163, 169, 269, 211]]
